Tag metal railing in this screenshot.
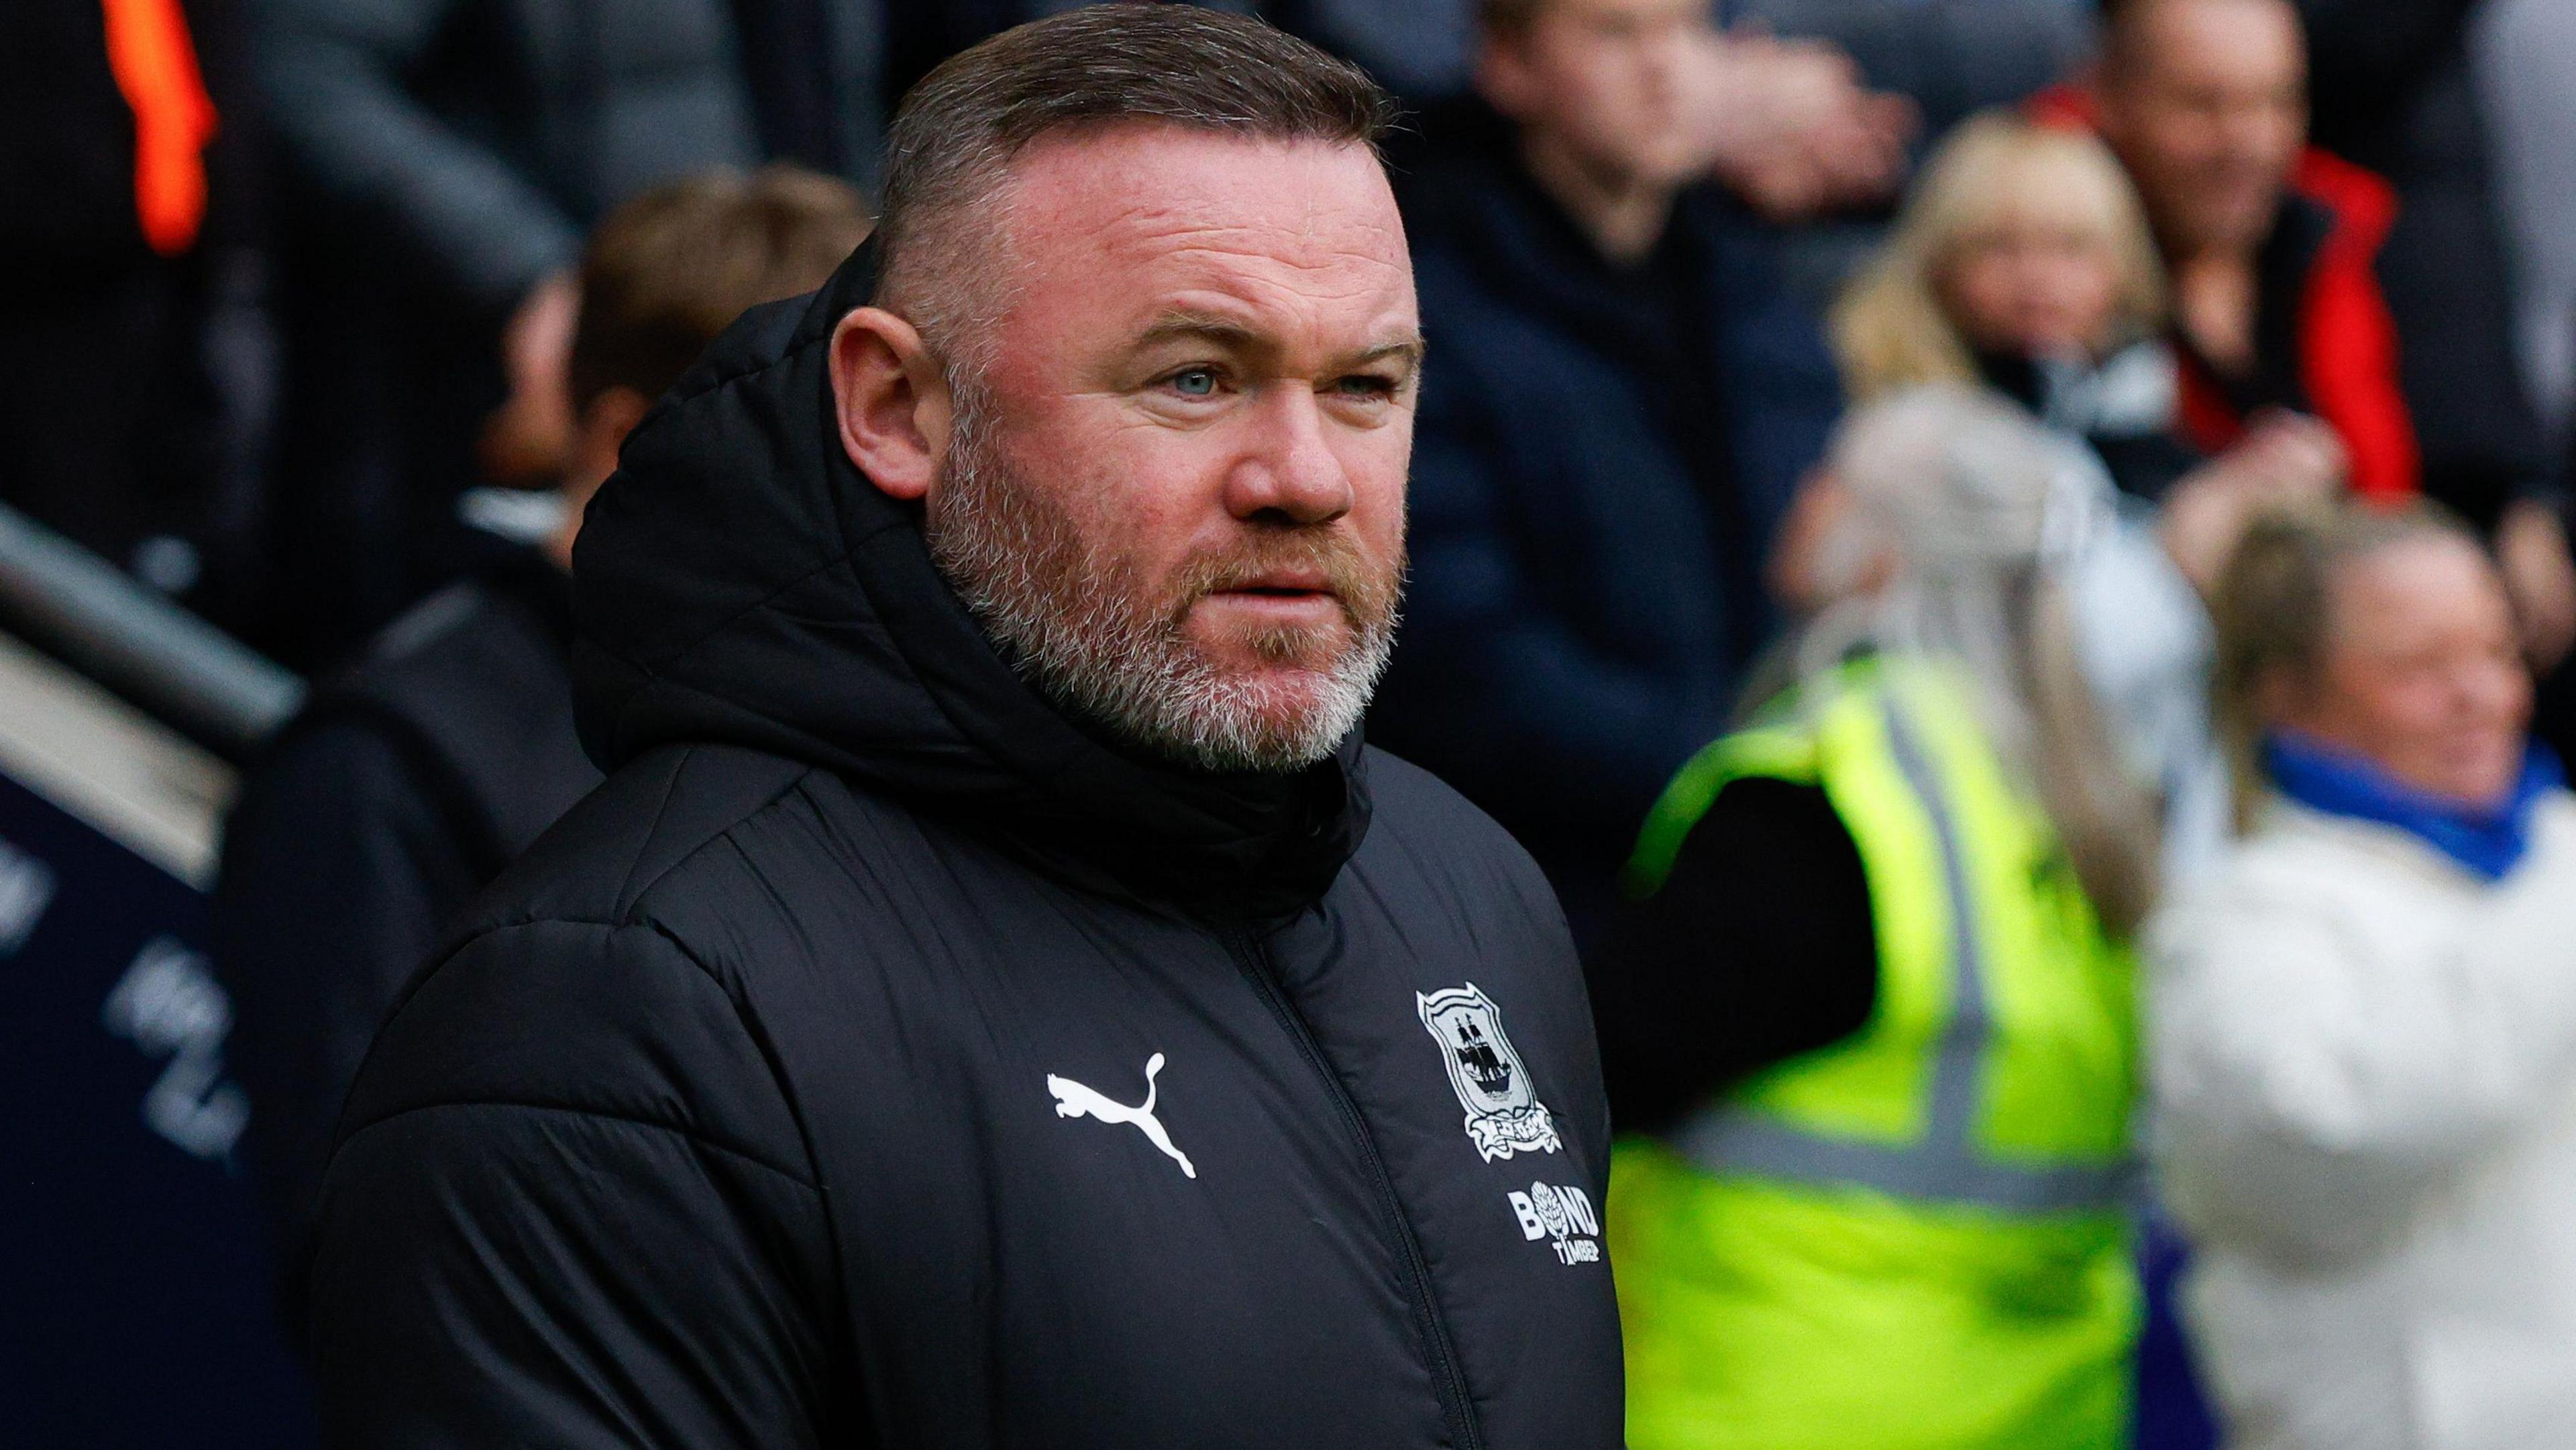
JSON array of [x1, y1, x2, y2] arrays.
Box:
[[0, 503, 304, 760]]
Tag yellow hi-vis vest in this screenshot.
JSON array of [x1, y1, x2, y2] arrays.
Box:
[[1611, 659, 2141, 1450]]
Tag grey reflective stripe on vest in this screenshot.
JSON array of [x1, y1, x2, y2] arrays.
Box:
[[1668, 1104, 2135, 1214], [1670, 701, 2135, 1216]]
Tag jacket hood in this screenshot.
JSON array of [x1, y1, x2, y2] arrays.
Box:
[[569, 240, 1371, 921]]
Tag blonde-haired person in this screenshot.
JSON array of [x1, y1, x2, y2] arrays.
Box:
[[1837, 113, 2161, 408], [1835, 111, 2341, 595], [2147, 504, 2576, 1450], [1600, 386, 2160, 1449]]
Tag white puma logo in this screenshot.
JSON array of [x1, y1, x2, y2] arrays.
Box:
[[1047, 1052, 1197, 1180]]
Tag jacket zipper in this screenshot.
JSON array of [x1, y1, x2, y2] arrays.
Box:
[[1220, 927, 1488, 1450]]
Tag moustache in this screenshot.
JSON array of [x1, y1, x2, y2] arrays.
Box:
[[1162, 530, 1403, 632]]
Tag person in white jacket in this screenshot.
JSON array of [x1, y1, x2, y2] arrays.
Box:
[[2150, 501, 2576, 1450]]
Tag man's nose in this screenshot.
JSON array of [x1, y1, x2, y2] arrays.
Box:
[[2215, 105, 2290, 168], [1225, 386, 1354, 526], [1642, 25, 1697, 83]]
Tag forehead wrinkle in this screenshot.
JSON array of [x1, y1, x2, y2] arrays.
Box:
[[1154, 247, 1411, 302], [1002, 134, 1409, 291], [1082, 207, 1407, 278], [983, 133, 1416, 380], [1038, 162, 1403, 253], [1057, 226, 1413, 340], [1144, 269, 1417, 353]]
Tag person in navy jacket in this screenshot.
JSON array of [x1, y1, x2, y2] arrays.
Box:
[[1370, 0, 1845, 943]]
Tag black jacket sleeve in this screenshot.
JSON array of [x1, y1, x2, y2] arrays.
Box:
[[212, 717, 482, 1309], [307, 918, 847, 1448], [251, 0, 578, 311], [2296, 0, 2557, 523], [1589, 776, 1878, 1134], [2297, 0, 2477, 117]]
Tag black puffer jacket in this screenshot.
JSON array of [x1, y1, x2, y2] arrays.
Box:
[[2300, 0, 2555, 525], [305, 245, 1625, 1449], [214, 552, 598, 1335]]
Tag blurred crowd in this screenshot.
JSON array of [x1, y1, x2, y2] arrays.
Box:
[[16, 0, 2576, 1445]]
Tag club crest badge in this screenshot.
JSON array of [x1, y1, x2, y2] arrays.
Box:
[[1416, 982, 1561, 1162]]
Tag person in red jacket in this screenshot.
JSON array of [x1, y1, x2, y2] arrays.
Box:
[[2035, 0, 2412, 501], [2036, 0, 2576, 665]]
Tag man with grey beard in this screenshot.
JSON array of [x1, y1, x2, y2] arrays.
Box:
[[301, 9, 1623, 1449], [926, 366, 1403, 774]]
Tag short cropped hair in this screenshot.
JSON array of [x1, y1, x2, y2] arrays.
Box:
[[569, 166, 873, 409], [875, 5, 1396, 347], [1477, 0, 1552, 36]]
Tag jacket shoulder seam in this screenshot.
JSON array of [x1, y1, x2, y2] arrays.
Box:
[[610, 747, 820, 919], [335, 1096, 820, 1188]]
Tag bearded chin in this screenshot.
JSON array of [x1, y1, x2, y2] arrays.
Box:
[[922, 384, 1400, 776]]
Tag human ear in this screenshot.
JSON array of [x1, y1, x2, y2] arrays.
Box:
[[828, 306, 954, 503], [2088, 60, 2137, 150], [1473, 33, 1543, 122], [558, 384, 653, 511], [2254, 664, 2316, 735], [578, 386, 653, 464]]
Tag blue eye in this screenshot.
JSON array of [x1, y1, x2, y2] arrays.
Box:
[[1171, 368, 1219, 397]]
